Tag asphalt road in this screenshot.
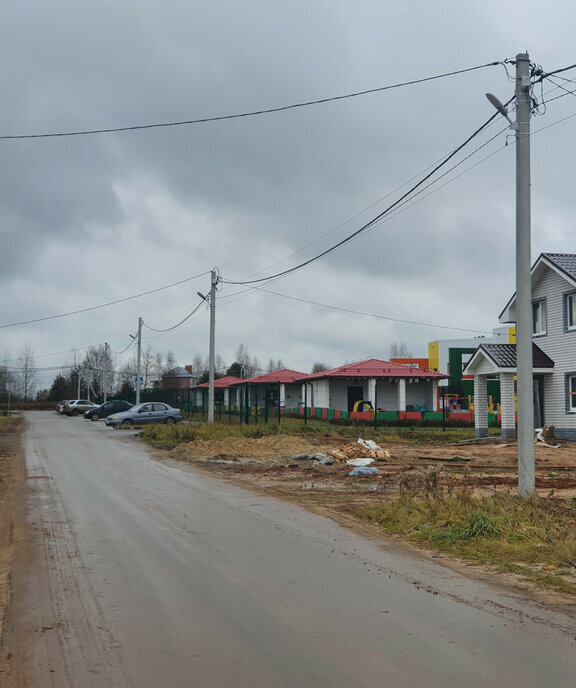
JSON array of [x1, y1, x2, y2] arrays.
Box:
[[5, 411, 576, 687]]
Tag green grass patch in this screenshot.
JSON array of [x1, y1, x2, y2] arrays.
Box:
[[142, 417, 492, 447], [0, 414, 20, 433], [353, 492, 576, 595]]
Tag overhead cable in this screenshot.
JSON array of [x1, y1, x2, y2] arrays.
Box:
[[0, 270, 210, 329], [142, 300, 205, 333], [0, 62, 502, 140], [221, 105, 509, 287], [254, 287, 493, 334]]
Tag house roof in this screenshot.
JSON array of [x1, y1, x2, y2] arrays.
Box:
[[163, 366, 196, 378], [295, 358, 447, 381], [500, 253, 576, 322], [463, 343, 554, 375], [240, 369, 307, 384], [194, 376, 243, 389]]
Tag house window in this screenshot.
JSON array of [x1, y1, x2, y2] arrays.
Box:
[[532, 299, 547, 336], [566, 292, 576, 331], [567, 374, 576, 413]]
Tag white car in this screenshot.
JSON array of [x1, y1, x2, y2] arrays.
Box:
[[63, 399, 99, 417]]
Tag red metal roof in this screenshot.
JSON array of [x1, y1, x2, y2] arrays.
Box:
[[295, 358, 447, 381], [240, 369, 306, 384], [194, 376, 243, 389]]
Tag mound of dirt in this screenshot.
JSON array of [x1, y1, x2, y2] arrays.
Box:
[[170, 434, 332, 462]]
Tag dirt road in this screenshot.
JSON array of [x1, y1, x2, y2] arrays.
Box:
[[2, 412, 576, 686]]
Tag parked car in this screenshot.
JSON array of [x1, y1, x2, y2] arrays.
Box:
[[84, 400, 134, 421], [105, 402, 182, 428], [56, 400, 70, 414], [63, 399, 99, 416]]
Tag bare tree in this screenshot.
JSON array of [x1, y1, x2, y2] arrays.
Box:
[[190, 354, 206, 377], [388, 342, 413, 359], [16, 343, 38, 400], [80, 344, 115, 399], [235, 343, 259, 378], [164, 350, 177, 373], [311, 362, 331, 373], [215, 354, 226, 374]]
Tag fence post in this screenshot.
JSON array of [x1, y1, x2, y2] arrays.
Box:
[[278, 381, 281, 425]]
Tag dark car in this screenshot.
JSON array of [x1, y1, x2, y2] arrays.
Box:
[[105, 402, 182, 427], [56, 400, 70, 414], [84, 400, 134, 421]]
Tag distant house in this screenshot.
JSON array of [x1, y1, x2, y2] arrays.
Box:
[[192, 376, 242, 407], [296, 359, 447, 413], [238, 369, 306, 408], [465, 253, 576, 440], [161, 366, 198, 390]]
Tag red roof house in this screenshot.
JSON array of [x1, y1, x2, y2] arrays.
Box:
[[238, 369, 306, 408], [295, 358, 447, 413]]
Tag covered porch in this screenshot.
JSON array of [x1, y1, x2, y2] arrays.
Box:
[[464, 343, 554, 440]]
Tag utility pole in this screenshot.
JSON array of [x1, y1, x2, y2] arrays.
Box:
[[486, 53, 535, 496], [515, 52, 535, 496], [136, 317, 142, 405], [103, 342, 109, 403], [208, 270, 217, 423]]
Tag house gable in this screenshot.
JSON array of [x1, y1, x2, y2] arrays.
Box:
[[500, 253, 576, 323]]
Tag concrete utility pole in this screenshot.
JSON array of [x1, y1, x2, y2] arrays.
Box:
[[136, 317, 142, 405], [103, 342, 109, 403], [515, 52, 535, 496], [207, 270, 217, 423]]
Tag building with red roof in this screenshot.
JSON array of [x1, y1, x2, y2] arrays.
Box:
[[192, 376, 243, 406], [237, 369, 306, 409], [295, 358, 447, 414]]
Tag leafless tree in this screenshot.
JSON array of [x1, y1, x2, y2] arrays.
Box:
[[16, 343, 38, 400], [311, 362, 331, 373], [388, 342, 413, 359]]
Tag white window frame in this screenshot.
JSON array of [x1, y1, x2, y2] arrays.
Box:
[[566, 292, 576, 331], [532, 299, 547, 336], [567, 374, 576, 413]]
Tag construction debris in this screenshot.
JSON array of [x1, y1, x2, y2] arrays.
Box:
[[348, 466, 380, 477], [326, 439, 390, 463], [346, 458, 375, 467]]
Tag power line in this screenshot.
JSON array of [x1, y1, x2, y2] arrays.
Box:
[[254, 287, 493, 334], [221, 107, 506, 287], [0, 62, 502, 140], [217, 124, 510, 311], [142, 300, 205, 333], [0, 271, 210, 330]]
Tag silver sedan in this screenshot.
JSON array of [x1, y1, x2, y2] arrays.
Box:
[[105, 402, 182, 427]]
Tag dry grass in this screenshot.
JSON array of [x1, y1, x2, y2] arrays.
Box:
[[140, 419, 490, 447], [351, 486, 576, 594]]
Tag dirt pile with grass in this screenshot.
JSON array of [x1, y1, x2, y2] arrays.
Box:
[[170, 434, 333, 461]]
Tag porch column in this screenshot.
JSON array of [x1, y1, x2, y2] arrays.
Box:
[[367, 378, 376, 408], [474, 375, 488, 438], [500, 372, 516, 440], [224, 388, 229, 406], [279, 383, 286, 407], [398, 378, 406, 411], [431, 380, 438, 412]]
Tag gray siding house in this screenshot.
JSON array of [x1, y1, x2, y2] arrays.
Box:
[[466, 253, 576, 440]]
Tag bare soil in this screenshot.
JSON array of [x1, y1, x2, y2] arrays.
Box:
[[0, 417, 25, 657], [169, 434, 576, 498]]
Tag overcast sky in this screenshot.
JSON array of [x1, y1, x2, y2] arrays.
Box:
[[2, 0, 576, 389]]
